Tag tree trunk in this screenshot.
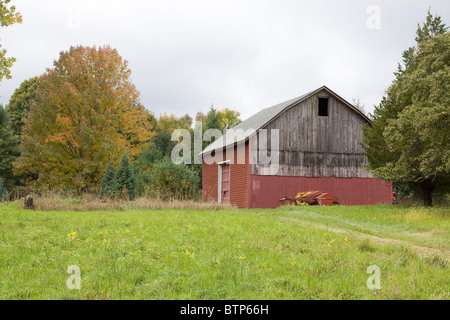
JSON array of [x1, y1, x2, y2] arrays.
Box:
[[421, 182, 434, 207]]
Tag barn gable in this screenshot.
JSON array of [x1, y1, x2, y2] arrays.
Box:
[[200, 86, 370, 156], [251, 87, 372, 178]]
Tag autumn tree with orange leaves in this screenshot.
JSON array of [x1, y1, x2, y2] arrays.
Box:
[[14, 46, 152, 193]]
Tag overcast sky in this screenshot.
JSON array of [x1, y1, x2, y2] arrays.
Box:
[[0, 0, 448, 120]]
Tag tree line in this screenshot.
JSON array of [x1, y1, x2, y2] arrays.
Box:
[[0, 44, 241, 200]]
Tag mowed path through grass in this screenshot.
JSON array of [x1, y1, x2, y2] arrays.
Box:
[[274, 205, 450, 260], [0, 202, 448, 299]]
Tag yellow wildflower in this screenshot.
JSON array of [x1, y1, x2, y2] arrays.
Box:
[[344, 236, 350, 246], [67, 230, 77, 241]]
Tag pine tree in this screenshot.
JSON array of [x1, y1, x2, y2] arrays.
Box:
[[396, 9, 448, 74], [0, 105, 20, 189], [6, 76, 38, 138], [0, 177, 9, 202], [115, 153, 136, 200], [98, 163, 117, 198], [362, 11, 449, 206]]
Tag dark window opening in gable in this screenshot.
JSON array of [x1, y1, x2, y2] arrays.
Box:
[[318, 98, 329, 116]]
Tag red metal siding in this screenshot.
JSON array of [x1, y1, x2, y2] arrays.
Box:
[[248, 175, 392, 208], [229, 142, 249, 208], [202, 156, 218, 203], [203, 143, 392, 208], [202, 142, 250, 208]]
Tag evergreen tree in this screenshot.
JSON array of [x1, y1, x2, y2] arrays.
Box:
[[0, 177, 9, 201], [0, 105, 20, 189], [363, 11, 449, 206], [6, 76, 38, 137], [115, 153, 136, 199], [98, 163, 117, 198], [364, 10, 449, 172], [396, 9, 448, 75]]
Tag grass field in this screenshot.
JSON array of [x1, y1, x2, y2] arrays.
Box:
[[0, 201, 448, 299]]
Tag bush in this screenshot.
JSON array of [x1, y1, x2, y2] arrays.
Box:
[[0, 177, 10, 202], [149, 157, 199, 200], [133, 144, 165, 197]]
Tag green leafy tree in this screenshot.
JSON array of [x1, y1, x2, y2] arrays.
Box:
[[0, 105, 19, 189], [204, 106, 242, 132], [98, 163, 117, 198], [0, 0, 22, 82], [134, 113, 191, 195], [363, 11, 449, 206], [115, 153, 136, 199], [151, 113, 192, 157], [133, 143, 164, 196], [204, 106, 222, 135], [189, 106, 242, 189], [6, 76, 38, 137], [201, 105, 241, 150], [134, 108, 241, 194]]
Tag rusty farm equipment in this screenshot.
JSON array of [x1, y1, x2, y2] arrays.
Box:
[[279, 190, 340, 206]]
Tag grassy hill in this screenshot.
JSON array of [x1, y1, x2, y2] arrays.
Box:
[[0, 202, 448, 299]]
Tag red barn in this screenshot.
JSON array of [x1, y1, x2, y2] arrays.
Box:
[[201, 86, 392, 208]]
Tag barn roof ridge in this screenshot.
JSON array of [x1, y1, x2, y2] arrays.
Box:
[[200, 85, 371, 155]]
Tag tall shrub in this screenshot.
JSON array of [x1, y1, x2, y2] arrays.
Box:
[[149, 157, 199, 200]]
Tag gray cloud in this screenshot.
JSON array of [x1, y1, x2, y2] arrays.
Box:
[[0, 0, 448, 120]]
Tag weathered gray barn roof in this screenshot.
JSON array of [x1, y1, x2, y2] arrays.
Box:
[[200, 86, 371, 155]]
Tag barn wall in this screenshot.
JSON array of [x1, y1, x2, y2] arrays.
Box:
[[248, 175, 392, 208], [202, 142, 250, 208], [202, 155, 218, 203], [229, 142, 249, 208], [251, 89, 372, 178]]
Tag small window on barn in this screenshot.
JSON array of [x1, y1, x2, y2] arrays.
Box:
[[318, 98, 329, 116]]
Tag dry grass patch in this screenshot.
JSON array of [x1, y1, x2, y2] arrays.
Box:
[[27, 194, 234, 211]]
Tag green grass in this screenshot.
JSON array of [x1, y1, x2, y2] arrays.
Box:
[[0, 202, 448, 299], [276, 205, 450, 248]]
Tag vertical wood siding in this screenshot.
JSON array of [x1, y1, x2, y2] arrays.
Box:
[[251, 90, 372, 178]]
